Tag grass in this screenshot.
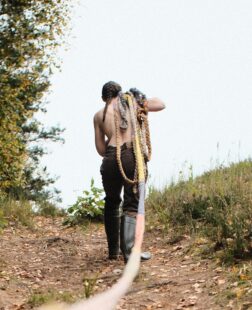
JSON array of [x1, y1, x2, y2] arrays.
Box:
[[0, 196, 34, 228], [28, 290, 76, 307], [216, 262, 252, 307], [36, 201, 66, 218], [28, 275, 98, 307], [0, 194, 66, 230], [146, 159, 252, 261]]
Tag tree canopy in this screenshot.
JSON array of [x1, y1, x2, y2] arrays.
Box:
[[0, 0, 73, 202]]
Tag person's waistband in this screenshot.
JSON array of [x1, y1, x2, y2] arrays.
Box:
[[107, 141, 133, 150]]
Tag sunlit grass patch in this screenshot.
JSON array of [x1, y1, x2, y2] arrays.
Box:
[[0, 196, 34, 228], [146, 159, 252, 261], [28, 290, 76, 307]]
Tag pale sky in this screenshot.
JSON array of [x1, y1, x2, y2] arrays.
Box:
[[39, 0, 252, 207]]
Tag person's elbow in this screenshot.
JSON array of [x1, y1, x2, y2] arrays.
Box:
[[98, 149, 105, 157], [148, 97, 166, 112], [96, 142, 106, 157], [159, 99, 166, 111], [96, 145, 105, 157]]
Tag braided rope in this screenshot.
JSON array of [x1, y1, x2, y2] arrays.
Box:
[[142, 115, 152, 161], [128, 94, 141, 187], [114, 101, 137, 185], [114, 93, 151, 185], [127, 94, 145, 182]]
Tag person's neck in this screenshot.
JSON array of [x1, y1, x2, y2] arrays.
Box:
[[107, 97, 118, 105]]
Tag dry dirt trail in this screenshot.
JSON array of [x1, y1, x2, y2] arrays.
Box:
[[0, 217, 251, 310]]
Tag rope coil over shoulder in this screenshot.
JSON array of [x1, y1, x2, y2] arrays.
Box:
[[114, 92, 152, 186]]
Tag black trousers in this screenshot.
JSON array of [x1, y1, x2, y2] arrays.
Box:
[[100, 143, 139, 216]]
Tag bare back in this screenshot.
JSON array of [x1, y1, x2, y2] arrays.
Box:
[[94, 96, 165, 157], [96, 98, 133, 146]]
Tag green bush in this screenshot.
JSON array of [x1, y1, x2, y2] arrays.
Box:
[[64, 179, 104, 226], [146, 160, 252, 259]]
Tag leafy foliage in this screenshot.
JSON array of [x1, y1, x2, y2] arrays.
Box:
[[0, 0, 72, 202], [64, 179, 105, 226], [147, 160, 252, 260]]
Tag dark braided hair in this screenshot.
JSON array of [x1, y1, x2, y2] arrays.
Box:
[[102, 81, 122, 121]]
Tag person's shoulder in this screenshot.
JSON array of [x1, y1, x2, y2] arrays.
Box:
[[93, 108, 104, 123]]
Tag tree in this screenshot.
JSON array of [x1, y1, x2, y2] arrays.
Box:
[[0, 0, 73, 201]]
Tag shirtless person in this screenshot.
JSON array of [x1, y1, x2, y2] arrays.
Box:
[[94, 81, 165, 261]]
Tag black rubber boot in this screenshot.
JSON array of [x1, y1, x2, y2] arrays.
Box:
[[120, 214, 151, 263], [104, 209, 120, 260]]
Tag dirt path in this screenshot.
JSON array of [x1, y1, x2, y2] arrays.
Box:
[[0, 217, 251, 310]]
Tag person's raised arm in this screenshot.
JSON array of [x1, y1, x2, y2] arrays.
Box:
[[147, 97, 166, 112], [93, 113, 106, 157], [129, 88, 165, 112]]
